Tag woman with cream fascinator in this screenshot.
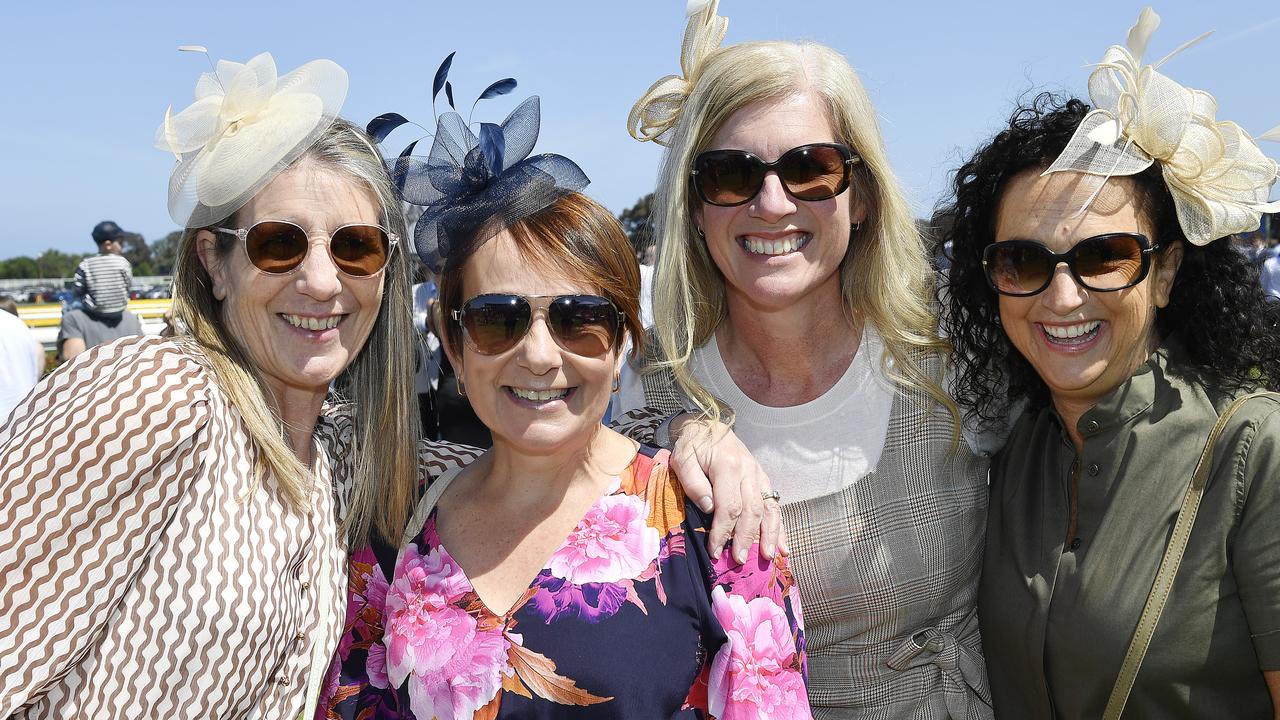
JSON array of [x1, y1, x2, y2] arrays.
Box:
[[617, 1, 994, 717], [0, 49, 422, 718], [940, 8, 1280, 718]]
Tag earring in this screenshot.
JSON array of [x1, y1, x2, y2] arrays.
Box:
[[612, 371, 621, 393], [694, 225, 705, 239], [456, 375, 467, 397]]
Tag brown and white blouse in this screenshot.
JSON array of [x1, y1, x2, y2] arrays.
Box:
[[0, 336, 346, 719]]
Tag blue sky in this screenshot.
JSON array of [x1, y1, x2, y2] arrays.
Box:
[[2, 0, 1277, 257]]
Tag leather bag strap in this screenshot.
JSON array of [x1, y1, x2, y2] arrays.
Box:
[[1103, 391, 1278, 719]]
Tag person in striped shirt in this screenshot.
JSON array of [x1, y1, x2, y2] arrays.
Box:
[[57, 220, 141, 360]]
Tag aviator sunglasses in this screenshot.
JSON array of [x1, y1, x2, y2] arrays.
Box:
[[691, 143, 862, 207], [452, 294, 625, 357], [212, 220, 398, 277], [982, 232, 1160, 297]]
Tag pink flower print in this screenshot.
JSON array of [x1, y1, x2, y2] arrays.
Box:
[[382, 543, 478, 686], [547, 493, 660, 584], [528, 571, 629, 624], [367, 639, 390, 689], [707, 587, 810, 720], [405, 625, 512, 720], [712, 545, 784, 606]]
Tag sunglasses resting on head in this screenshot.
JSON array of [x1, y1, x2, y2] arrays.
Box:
[[213, 220, 398, 277]]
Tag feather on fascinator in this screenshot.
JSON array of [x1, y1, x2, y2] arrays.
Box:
[[155, 49, 348, 228], [627, 0, 729, 145], [369, 55, 588, 272], [1043, 8, 1280, 245]]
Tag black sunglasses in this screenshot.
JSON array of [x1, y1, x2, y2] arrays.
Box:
[[982, 232, 1160, 297], [452, 294, 625, 357], [213, 220, 398, 278], [691, 143, 862, 207]]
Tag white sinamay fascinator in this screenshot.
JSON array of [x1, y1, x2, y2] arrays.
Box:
[[627, 0, 729, 145], [1043, 8, 1280, 245], [155, 48, 348, 228]]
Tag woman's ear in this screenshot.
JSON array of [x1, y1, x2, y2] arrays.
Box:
[[195, 229, 227, 300], [1152, 240, 1184, 309]]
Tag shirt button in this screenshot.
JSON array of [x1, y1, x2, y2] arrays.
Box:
[[300, 581, 311, 592], [1069, 538, 1083, 551], [1084, 420, 1100, 433], [276, 675, 290, 686], [295, 632, 306, 643], [1087, 463, 1100, 476]]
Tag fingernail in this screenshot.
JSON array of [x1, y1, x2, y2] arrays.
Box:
[[734, 549, 748, 565], [763, 543, 775, 559], [710, 546, 722, 560], [697, 495, 714, 512]]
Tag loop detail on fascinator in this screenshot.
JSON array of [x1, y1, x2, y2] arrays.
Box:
[[1043, 8, 1280, 245], [627, 0, 729, 146], [369, 55, 589, 272], [155, 49, 348, 228]]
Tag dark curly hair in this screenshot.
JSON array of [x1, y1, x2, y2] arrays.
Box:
[[938, 92, 1280, 425]]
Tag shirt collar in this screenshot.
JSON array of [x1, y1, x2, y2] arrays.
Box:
[[1072, 338, 1186, 440]]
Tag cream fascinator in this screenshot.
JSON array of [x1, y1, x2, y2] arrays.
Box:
[[627, 0, 729, 145], [1043, 8, 1280, 245], [155, 49, 348, 228]]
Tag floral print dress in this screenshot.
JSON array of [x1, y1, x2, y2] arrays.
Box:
[[320, 445, 810, 719]]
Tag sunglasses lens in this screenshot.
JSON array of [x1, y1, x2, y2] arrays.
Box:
[[548, 296, 620, 357], [779, 145, 849, 201], [245, 222, 309, 274], [1074, 234, 1145, 290], [695, 151, 763, 206], [331, 225, 391, 276], [462, 295, 530, 355], [986, 242, 1052, 295]]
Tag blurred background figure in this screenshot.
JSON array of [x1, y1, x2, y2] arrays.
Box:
[[411, 272, 441, 439], [0, 294, 43, 420], [57, 220, 142, 361], [1263, 245, 1280, 302]]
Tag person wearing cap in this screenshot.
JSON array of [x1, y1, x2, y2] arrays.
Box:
[[940, 9, 1280, 717], [56, 220, 142, 360]]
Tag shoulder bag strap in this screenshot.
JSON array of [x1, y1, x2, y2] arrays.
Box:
[[1103, 390, 1278, 719]]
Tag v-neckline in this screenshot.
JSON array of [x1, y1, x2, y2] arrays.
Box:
[[428, 454, 640, 619]]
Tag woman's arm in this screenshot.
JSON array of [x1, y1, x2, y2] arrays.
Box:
[[0, 339, 206, 714], [1233, 399, 1280, 713], [698, 531, 810, 719], [611, 408, 783, 562]]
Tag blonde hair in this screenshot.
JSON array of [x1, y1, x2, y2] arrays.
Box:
[[171, 119, 418, 547], [646, 40, 959, 429]]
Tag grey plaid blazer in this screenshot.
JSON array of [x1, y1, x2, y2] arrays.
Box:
[[619, 349, 993, 720]]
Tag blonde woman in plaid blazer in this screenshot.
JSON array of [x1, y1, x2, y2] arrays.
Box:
[[616, 4, 993, 718]]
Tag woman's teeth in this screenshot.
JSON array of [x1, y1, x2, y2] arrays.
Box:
[[283, 314, 341, 331], [1042, 320, 1101, 343], [509, 387, 570, 402], [741, 233, 810, 256]]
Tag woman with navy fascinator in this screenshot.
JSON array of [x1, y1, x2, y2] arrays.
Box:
[[319, 60, 810, 720]]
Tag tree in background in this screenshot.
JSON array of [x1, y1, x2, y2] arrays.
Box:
[[617, 193, 655, 260], [120, 233, 154, 276]]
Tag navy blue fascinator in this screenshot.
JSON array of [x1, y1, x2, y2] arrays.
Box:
[[368, 55, 589, 271]]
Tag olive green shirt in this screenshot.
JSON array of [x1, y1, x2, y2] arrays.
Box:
[[979, 344, 1280, 719]]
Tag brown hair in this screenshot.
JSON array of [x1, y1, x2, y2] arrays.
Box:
[[438, 192, 643, 359]]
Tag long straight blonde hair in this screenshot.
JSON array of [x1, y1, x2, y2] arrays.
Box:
[[648, 41, 958, 429], [171, 119, 419, 547]]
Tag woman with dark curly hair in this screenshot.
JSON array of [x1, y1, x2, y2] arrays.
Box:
[[939, 9, 1280, 719]]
